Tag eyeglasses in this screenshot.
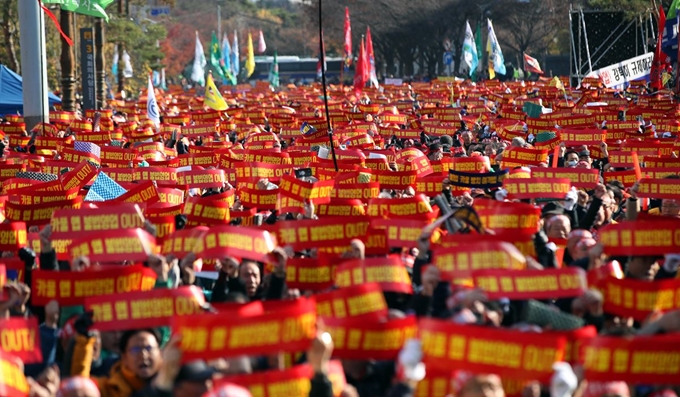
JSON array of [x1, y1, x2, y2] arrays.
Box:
[[128, 345, 158, 355]]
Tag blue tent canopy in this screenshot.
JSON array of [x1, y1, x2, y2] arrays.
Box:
[[0, 64, 61, 116]]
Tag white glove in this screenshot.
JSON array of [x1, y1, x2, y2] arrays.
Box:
[[397, 339, 426, 382], [564, 187, 578, 211], [664, 254, 680, 273], [495, 189, 508, 201]]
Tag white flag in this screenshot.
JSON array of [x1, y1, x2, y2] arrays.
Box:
[[146, 76, 160, 129], [258, 30, 267, 54], [486, 19, 506, 78], [122, 50, 133, 78], [460, 21, 478, 77], [191, 31, 207, 86]]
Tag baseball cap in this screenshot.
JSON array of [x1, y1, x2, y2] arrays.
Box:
[[176, 360, 216, 383]]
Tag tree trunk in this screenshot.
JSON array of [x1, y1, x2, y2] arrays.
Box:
[[1, 1, 19, 73], [59, 9, 76, 112]]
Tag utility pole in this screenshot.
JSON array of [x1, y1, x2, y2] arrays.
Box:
[[94, 17, 106, 109], [60, 9, 76, 111], [18, 0, 49, 131]]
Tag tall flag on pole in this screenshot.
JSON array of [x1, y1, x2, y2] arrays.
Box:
[[651, 5, 666, 91], [523, 53, 544, 75], [269, 51, 280, 88], [161, 68, 167, 90], [354, 37, 368, 97], [245, 33, 256, 78], [204, 74, 228, 111], [473, 22, 483, 81], [461, 21, 479, 77], [122, 50, 133, 78], [486, 19, 506, 79], [146, 76, 160, 129], [365, 26, 379, 89], [317, 30, 327, 79], [344, 7, 352, 70], [231, 30, 240, 79], [112, 45, 119, 80], [210, 32, 226, 80], [221, 33, 236, 85], [258, 30, 267, 54], [191, 31, 207, 86]]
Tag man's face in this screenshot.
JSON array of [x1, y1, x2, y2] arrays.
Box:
[[661, 199, 680, 217], [580, 153, 592, 165], [627, 256, 660, 281], [122, 332, 162, 379], [566, 152, 578, 163], [546, 216, 570, 240], [462, 132, 472, 145], [240, 262, 261, 297], [484, 145, 496, 157], [459, 374, 505, 397]]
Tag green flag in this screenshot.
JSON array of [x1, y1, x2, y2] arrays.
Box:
[[472, 22, 483, 82], [209, 32, 226, 80], [44, 0, 115, 21], [268, 52, 279, 88]]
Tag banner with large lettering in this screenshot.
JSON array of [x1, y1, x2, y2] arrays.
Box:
[[160, 227, 209, 258], [275, 217, 370, 250], [0, 352, 30, 397], [31, 265, 157, 306], [599, 220, 680, 256], [432, 242, 527, 280], [366, 195, 435, 219], [193, 225, 277, 263], [448, 170, 508, 188], [472, 268, 587, 300], [85, 286, 206, 331], [316, 283, 388, 321], [0, 223, 27, 251], [285, 257, 335, 291], [636, 178, 680, 199], [329, 182, 381, 202], [69, 228, 158, 262], [419, 318, 566, 382], [51, 203, 146, 239], [178, 169, 226, 189], [278, 174, 335, 204], [323, 316, 417, 360], [582, 335, 680, 384], [598, 276, 680, 321], [592, 52, 653, 88], [370, 219, 432, 247], [171, 298, 316, 362], [476, 203, 541, 235], [501, 147, 549, 168], [334, 257, 413, 294], [0, 318, 42, 364], [530, 168, 599, 189], [503, 178, 571, 200]]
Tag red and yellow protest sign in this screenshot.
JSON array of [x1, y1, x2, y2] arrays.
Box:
[[160, 227, 209, 257], [644, 156, 680, 169], [0, 164, 26, 182], [217, 361, 346, 397], [233, 161, 293, 180], [476, 203, 541, 235], [0, 352, 30, 397], [501, 147, 549, 168], [366, 194, 435, 219], [11, 186, 80, 206], [581, 336, 680, 384], [419, 318, 566, 381], [275, 217, 370, 250], [60, 161, 98, 191], [560, 128, 606, 146], [178, 169, 226, 189], [432, 242, 527, 280], [504, 178, 571, 200], [0, 318, 42, 364], [334, 257, 413, 294], [50, 203, 145, 238], [69, 228, 158, 263], [450, 156, 490, 173], [285, 257, 335, 291], [193, 225, 276, 263], [636, 178, 680, 199], [600, 220, 680, 256], [238, 187, 278, 211], [31, 264, 156, 306], [472, 268, 587, 300], [316, 199, 365, 217], [4, 197, 83, 227], [316, 283, 388, 321], [598, 277, 680, 321], [278, 174, 335, 205], [530, 168, 599, 189], [433, 233, 537, 259], [85, 286, 206, 331], [115, 181, 160, 205], [370, 219, 431, 247], [133, 167, 178, 187], [0, 223, 27, 251], [329, 182, 380, 202], [171, 298, 316, 362], [373, 169, 418, 190], [324, 316, 417, 360], [185, 199, 231, 226]]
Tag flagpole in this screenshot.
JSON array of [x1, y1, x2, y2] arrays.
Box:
[[318, 0, 338, 171]]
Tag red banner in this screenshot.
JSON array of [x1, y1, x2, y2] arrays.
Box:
[[419, 318, 566, 382], [51, 203, 145, 238], [324, 316, 417, 360], [329, 182, 380, 202], [60, 160, 98, 191], [637, 178, 680, 199], [0, 352, 29, 397], [238, 187, 278, 211], [581, 336, 680, 384], [171, 298, 316, 362], [433, 233, 537, 259], [4, 197, 83, 227], [370, 219, 431, 247], [69, 228, 158, 262], [450, 156, 490, 173], [0, 317, 42, 364], [115, 181, 160, 205], [217, 361, 346, 397], [316, 283, 388, 321], [178, 169, 226, 189], [599, 220, 680, 256], [85, 286, 206, 331], [285, 258, 335, 291], [530, 168, 599, 189], [134, 167, 178, 187], [334, 257, 413, 294], [31, 264, 156, 306], [476, 204, 541, 235], [366, 194, 435, 219], [316, 199, 366, 217], [472, 268, 587, 300], [278, 174, 335, 205], [193, 225, 276, 263], [373, 170, 418, 190], [432, 242, 527, 280], [275, 217, 370, 250], [185, 199, 231, 226], [0, 222, 27, 251], [501, 147, 549, 168], [504, 178, 571, 200], [560, 128, 606, 146], [233, 161, 293, 180], [160, 227, 209, 257], [598, 276, 680, 321]]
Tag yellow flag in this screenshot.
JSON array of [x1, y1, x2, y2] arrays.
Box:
[[245, 33, 255, 78], [204, 74, 228, 111], [486, 38, 495, 80]]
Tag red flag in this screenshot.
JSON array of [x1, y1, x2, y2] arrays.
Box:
[[344, 7, 352, 68], [365, 26, 379, 87], [650, 5, 666, 91], [354, 37, 367, 97], [523, 53, 543, 75], [257, 30, 266, 54]]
